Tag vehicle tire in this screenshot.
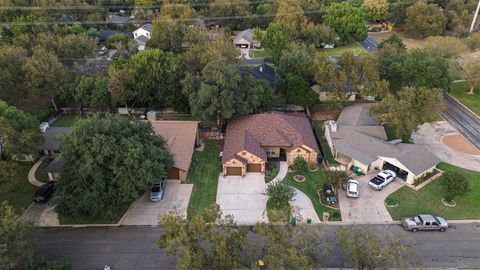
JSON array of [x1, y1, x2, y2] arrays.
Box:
[[411, 228, 418, 232], [439, 228, 446, 232], [379, 187, 383, 191]]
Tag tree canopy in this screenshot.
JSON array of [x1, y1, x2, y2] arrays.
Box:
[[363, 0, 388, 22], [324, 2, 367, 44], [404, 2, 447, 39], [181, 58, 271, 120], [55, 115, 173, 220]]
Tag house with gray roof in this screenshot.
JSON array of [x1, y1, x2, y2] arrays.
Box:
[[39, 127, 72, 156], [233, 29, 259, 49], [324, 103, 440, 184], [133, 23, 153, 51]]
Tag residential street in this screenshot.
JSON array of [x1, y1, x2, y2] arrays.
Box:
[[359, 36, 379, 52], [31, 224, 480, 269], [442, 93, 480, 150]]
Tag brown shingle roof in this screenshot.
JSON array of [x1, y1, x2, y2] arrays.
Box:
[[151, 121, 198, 171], [222, 112, 319, 163]]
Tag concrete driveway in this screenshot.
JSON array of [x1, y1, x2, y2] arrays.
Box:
[[412, 121, 480, 172], [216, 173, 268, 225], [338, 172, 405, 224], [121, 180, 193, 226]]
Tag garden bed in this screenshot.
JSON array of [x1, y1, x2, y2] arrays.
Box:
[[317, 189, 340, 210], [414, 169, 441, 187], [265, 161, 280, 183], [293, 175, 305, 182]]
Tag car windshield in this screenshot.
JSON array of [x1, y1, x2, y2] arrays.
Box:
[[151, 186, 161, 192]]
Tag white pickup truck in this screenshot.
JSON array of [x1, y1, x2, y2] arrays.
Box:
[[368, 170, 396, 190]]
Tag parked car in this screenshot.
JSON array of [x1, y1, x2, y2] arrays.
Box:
[[346, 179, 359, 198], [39, 122, 49, 133], [368, 170, 396, 190], [402, 214, 449, 232], [34, 181, 55, 202], [150, 180, 166, 202]]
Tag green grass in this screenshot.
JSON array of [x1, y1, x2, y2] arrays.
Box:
[[317, 43, 366, 56], [266, 199, 291, 223], [0, 162, 37, 214], [386, 163, 480, 220], [187, 141, 222, 218], [448, 59, 464, 81], [283, 170, 341, 221], [272, 94, 287, 105], [251, 49, 272, 59], [313, 121, 340, 165], [35, 161, 50, 183], [449, 81, 480, 116], [50, 115, 83, 127]]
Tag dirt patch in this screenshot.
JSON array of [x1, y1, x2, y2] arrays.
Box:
[[442, 134, 480, 156], [369, 31, 427, 50], [311, 110, 341, 121]]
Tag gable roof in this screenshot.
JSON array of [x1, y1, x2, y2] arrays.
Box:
[[137, 23, 152, 33], [329, 103, 440, 175], [98, 29, 131, 43], [39, 127, 72, 151], [135, 35, 149, 44], [45, 155, 63, 172], [151, 121, 198, 171], [222, 112, 319, 163], [252, 64, 276, 88], [234, 29, 254, 44]]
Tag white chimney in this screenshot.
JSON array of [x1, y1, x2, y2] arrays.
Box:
[[330, 120, 337, 132], [147, 111, 157, 122]]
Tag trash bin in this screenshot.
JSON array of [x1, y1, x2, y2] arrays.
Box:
[[307, 215, 313, 224], [290, 216, 297, 227]]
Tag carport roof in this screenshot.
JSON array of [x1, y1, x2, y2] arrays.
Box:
[[151, 121, 198, 171]]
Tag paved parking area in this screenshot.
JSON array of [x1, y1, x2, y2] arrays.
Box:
[[216, 173, 268, 225], [338, 172, 405, 224], [121, 180, 193, 226]]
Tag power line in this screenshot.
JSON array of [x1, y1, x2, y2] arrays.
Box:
[[0, 0, 284, 11], [0, 10, 325, 26]]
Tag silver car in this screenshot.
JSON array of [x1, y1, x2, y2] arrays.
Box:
[[402, 214, 449, 232], [150, 180, 166, 202], [346, 179, 359, 198]]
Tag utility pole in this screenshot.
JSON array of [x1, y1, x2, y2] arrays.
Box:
[[469, 0, 480, 34]]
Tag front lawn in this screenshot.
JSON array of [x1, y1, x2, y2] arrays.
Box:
[[251, 48, 272, 59], [317, 43, 366, 56], [50, 115, 83, 127], [266, 199, 291, 223], [59, 205, 128, 225], [386, 163, 480, 220], [313, 121, 339, 165], [0, 162, 37, 214], [450, 82, 480, 116], [283, 170, 341, 221], [187, 141, 222, 218]]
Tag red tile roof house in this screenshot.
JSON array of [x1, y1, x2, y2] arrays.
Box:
[[222, 112, 320, 176], [147, 112, 199, 182]]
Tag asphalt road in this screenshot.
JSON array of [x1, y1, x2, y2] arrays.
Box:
[[442, 93, 480, 150], [359, 36, 379, 52], [31, 223, 480, 269]]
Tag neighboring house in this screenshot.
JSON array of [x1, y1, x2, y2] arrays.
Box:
[[252, 63, 276, 89], [39, 127, 72, 157], [311, 83, 357, 102], [147, 111, 199, 181], [45, 155, 62, 181], [324, 103, 440, 184], [233, 29, 259, 49], [106, 14, 131, 25], [133, 23, 153, 51], [222, 112, 319, 176], [98, 29, 131, 44]]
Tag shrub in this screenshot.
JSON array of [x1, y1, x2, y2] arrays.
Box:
[[292, 156, 309, 172], [264, 183, 296, 207], [331, 211, 341, 220], [265, 168, 279, 183], [385, 197, 398, 206], [325, 170, 349, 191], [441, 172, 470, 202]]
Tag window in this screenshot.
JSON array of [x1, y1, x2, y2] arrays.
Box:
[[425, 222, 431, 226], [432, 222, 438, 226], [266, 147, 276, 156]]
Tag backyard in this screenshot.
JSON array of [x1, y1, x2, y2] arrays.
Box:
[[50, 114, 83, 127], [449, 82, 480, 116], [318, 43, 366, 56], [386, 163, 480, 220], [250, 48, 272, 59], [187, 141, 222, 218], [0, 162, 37, 214], [283, 169, 341, 221], [313, 121, 339, 165]]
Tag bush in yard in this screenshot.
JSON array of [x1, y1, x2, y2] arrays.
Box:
[[264, 183, 296, 208], [292, 156, 309, 173], [55, 115, 173, 220], [441, 172, 470, 202], [325, 170, 349, 191]]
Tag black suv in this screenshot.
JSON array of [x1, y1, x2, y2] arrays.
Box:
[[34, 181, 55, 203]]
